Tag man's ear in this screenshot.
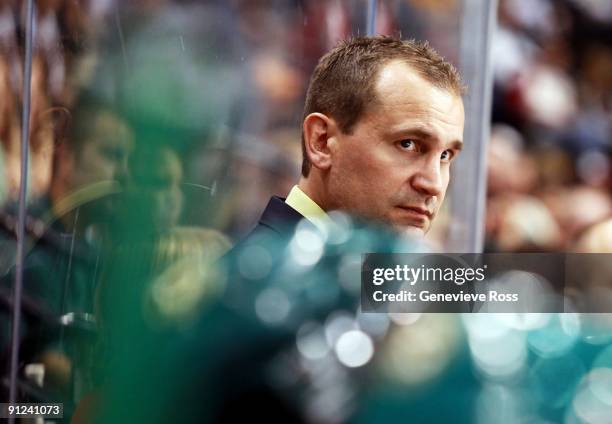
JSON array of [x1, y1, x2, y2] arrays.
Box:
[[302, 112, 337, 171]]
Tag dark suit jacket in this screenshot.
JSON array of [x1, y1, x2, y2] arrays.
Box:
[[210, 196, 310, 422], [237, 196, 308, 247]]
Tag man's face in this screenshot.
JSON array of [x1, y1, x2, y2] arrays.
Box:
[[71, 111, 134, 191], [326, 60, 464, 237], [131, 147, 184, 229]]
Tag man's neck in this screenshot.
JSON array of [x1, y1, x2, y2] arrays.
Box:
[[297, 176, 329, 212]]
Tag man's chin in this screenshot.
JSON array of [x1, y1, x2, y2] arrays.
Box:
[[394, 224, 427, 239]]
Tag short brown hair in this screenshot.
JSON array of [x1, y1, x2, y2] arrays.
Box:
[[301, 36, 464, 177]]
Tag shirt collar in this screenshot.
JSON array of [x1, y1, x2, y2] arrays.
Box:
[[284, 185, 334, 233]]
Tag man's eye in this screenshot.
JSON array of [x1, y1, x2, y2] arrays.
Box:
[[441, 149, 454, 162], [399, 139, 417, 150]]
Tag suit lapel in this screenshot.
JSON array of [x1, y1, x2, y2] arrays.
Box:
[[258, 196, 306, 235]]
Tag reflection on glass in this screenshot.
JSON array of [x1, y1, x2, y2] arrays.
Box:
[[0, 1, 610, 423]]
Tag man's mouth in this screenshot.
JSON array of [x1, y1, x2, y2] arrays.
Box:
[[395, 206, 433, 227], [398, 205, 432, 218]]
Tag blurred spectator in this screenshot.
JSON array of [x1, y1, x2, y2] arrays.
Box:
[[569, 218, 612, 317], [32, 0, 65, 104], [486, 0, 612, 252], [487, 193, 563, 252], [0, 51, 20, 203], [487, 124, 538, 194], [540, 186, 612, 246], [0, 96, 134, 404], [573, 217, 612, 253], [28, 55, 55, 199], [121, 144, 185, 232], [49, 95, 133, 233]]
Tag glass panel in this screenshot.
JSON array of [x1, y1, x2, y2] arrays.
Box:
[[0, 0, 21, 279], [2, 1, 610, 423], [0, 0, 475, 418]]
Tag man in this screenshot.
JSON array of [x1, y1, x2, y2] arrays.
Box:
[[48, 98, 134, 236], [99, 36, 466, 424], [0, 95, 134, 314], [0, 96, 134, 402], [21, 97, 134, 312], [125, 144, 184, 232], [209, 36, 465, 421], [248, 36, 465, 242]]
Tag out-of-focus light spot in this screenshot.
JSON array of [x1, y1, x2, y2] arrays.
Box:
[[580, 314, 612, 345], [325, 312, 357, 346], [564, 404, 581, 424], [572, 369, 612, 424], [149, 256, 219, 322], [381, 314, 461, 385], [356, 310, 389, 338], [475, 385, 528, 424], [237, 244, 272, 280], [337, 254, 362, 294], [529, 354, 585, 409], [463, 314, 512, 341], [587, 367, 612, 407], [334, 330, 374, 368], [477, 271, 555, 316], [326, 211, 352, 245], [469, 328, 527, 379], [387, 283, 428, 314], [527, 313, 580, 358], [296, 321, 330, 360], [590, 346, 612, 406], [299, 218, 329, 243], [289, 223, 325, 267], [255, 288, 290, 324], [388, 312, 421, 326], [496, 313, 550, 331]]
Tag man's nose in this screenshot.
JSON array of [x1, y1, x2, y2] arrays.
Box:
[[410, 156, 443, 197]]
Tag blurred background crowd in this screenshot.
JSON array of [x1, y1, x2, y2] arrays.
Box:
[[0, 0, 611, 423], [488, 0, 612, 252], [0, 0, 609, 251]]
